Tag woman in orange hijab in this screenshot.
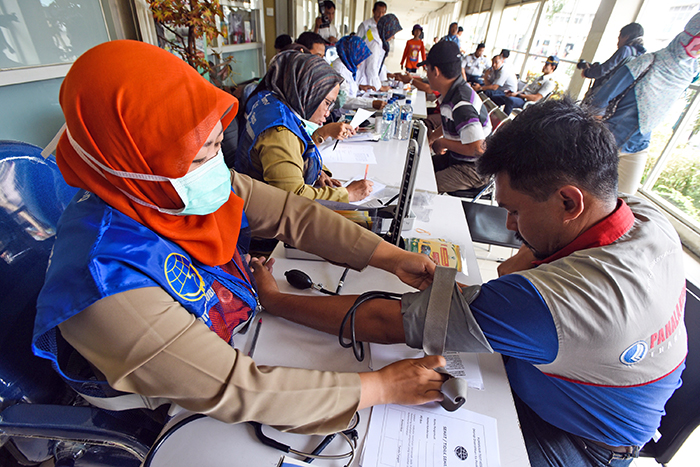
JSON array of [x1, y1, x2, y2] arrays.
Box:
[[32, 40, 443, 433]]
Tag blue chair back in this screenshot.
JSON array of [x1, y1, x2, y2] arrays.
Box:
[[0, 140, 79, 409]]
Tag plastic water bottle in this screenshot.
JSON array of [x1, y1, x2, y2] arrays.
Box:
[[397, 99, 413, 140], [380, 98, 397, 141]]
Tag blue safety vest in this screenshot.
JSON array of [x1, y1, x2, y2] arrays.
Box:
[[32, 190, 258, 387], [234, 90, 323, 185]]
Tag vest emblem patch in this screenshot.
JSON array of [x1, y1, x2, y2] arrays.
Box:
[[164, 253, 207, 302], [619, 340, 649, 366]]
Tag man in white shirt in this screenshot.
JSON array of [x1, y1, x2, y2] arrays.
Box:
[[491, 56, 559, 115], [356, 1, 386, 40], [473, 54, 518, 97], [314, 0, 338, 44], [463, 43, 490, 85]]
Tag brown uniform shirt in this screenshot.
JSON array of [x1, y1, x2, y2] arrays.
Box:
[[59, 172, 381, 434]]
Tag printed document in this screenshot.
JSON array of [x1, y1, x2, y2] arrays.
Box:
[[320, 144, 377, 164], [361, 404, 500, 467]]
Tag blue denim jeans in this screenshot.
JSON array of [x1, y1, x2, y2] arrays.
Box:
[[514, 394, 636, 467]]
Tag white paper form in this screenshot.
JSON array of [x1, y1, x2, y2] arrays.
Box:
[[361, 404, 500, 467], [320, 144, 377, 164], [350, 108, 374, 129], [369, 345, 484, 390]]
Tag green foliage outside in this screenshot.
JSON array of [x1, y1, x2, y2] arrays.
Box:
[[642, 98, 700, 225]]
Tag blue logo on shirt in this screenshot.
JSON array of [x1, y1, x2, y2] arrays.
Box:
[[619, 340, 649, 365]]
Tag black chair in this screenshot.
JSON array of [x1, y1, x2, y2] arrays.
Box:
[[0, 141, 165, 466], [639, 280, 700, 465]]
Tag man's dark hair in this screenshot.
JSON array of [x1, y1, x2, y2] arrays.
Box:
[[477, 97, 618, 201], [477, 43, 485, 50], [432, 60, 462, 80], [500, 48, 510, 59], [274, 34, 293, 50], [373, 1, 387, 11], [457, 26, 464, 33], [620, 22, 644, 41], [323, 0, 335, 10], [296, 31, 327, 50]]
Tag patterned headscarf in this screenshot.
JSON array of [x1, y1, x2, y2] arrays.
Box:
[[56, 40, 244, 266], [377, 14, 402, 68], [259, 50, 343, 120], [336, 35, 372, 79], [626, 12, 699, 135]]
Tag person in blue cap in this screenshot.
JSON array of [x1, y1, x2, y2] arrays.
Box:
[[489, 55, 559, 116]]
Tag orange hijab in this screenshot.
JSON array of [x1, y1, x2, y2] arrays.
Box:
[[57, 40, 243, 266]]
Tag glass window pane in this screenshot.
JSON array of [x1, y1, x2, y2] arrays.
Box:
[[0, 0, 109, 69], [494, 3, 540, 54], [529, 0, 601, 60], [644, 89, 700, 229], [637, 0, 700, 53], [460, 12, 490, 53]]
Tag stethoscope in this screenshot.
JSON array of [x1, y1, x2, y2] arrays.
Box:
[[250, 412, 361, 465]]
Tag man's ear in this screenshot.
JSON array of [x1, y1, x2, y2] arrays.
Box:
[[558, 185, 584, 221]]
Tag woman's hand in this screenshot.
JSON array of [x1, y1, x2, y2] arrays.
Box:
[[249, 257, 279, 308], [316, 122, 356, 142], [359, 84, 376, 92], [369, 242, 436, 290], [315, 171, 342, 187], [346, 179, 373, 201], [358, 355, 447, 409], [372, 100, 386, 110]]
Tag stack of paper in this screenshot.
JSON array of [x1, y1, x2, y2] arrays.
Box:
[[361, 404, 501, 467]]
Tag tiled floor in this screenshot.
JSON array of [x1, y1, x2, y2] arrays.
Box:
[[472, 242, 699, 467]]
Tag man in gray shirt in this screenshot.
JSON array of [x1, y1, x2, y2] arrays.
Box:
[[472, 54, 518, 98], [490, 56, 558, 115]]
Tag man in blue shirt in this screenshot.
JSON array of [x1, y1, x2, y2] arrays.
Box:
[[254, 97, 687, 467]]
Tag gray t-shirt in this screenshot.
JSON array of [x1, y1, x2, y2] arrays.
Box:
[[488, 64, 518, 92]]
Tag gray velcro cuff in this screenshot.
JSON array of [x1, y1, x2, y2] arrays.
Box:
[[401, 284, 493, 353]]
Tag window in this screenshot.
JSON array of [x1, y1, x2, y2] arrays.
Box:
[[635, 0, 700, 250], [642, 85, 700, 233], [0, 0, 109, 70], [459, 12, 489, 53]]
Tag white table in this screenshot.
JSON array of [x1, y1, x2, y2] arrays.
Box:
[[324, 128, 438, 194], [148, 195, 530, 467]]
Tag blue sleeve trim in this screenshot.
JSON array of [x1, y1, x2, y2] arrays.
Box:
[[470, 274, 558, 364]]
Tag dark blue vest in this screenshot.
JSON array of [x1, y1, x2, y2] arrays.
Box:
[[234, 91, 322, 185]]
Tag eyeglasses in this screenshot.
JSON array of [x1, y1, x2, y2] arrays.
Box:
[[322, 98, 336, 113]]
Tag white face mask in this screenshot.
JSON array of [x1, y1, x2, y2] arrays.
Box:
[[300, 118, 321, 138], [170, 150, 231, 216], [64, 128, 231, 216]]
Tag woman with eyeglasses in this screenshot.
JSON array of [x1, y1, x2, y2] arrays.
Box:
[[235, 50, 373, 202]]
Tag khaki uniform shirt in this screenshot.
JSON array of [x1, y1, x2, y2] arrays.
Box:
[[250, 126, 349, 202], [59, 172, 382, 434]]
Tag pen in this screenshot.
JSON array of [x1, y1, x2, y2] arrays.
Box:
[[247, 318, 262, 358], [364, 164, 369, 180], [333, 139, 339, 151]]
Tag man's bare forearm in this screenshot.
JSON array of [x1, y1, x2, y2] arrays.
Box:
[[262, 292, 405, 344]]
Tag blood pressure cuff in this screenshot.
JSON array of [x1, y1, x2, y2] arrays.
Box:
[[401, 283, 493, 354]]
